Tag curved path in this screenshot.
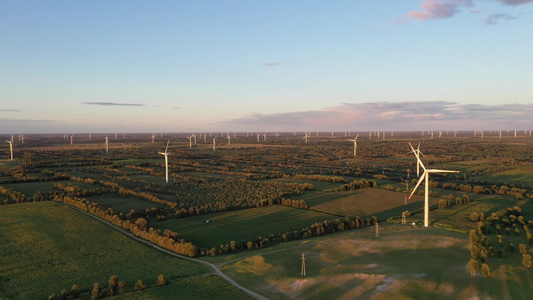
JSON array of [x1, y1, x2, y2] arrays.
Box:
[[64, 204, 268, 300]]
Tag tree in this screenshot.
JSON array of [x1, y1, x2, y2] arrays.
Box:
[[482, 263, 491, 277], [523, 254, 532, 269], [520, 243, 527, 254], [471, 212, 479, 222], [157, 274, 168, 286], [467, 258, 479, 275], [118, 281, 126, 294], [91, 283, 100, 300], [70, 284, 80, 298], [135, 279, 145, 291]]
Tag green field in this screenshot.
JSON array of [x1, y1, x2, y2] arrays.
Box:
[[220, 225, 531, 299], [86, 194, 161, 214], [0, 202, 208, 300], [110, 275, 251, 300], [474, 170, 533, 186], [152, 205, 337, 249]]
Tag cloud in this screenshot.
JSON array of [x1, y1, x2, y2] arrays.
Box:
[[0, 109, 20, 112], [486, 13, 519, 24], [83, 102, 144, 106], [222, 101, 533, 131], [263, 62, 286, 67], [498, 0, 533, 5], [407, 0, 473, 21]]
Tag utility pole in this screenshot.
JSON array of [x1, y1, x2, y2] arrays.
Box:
[[301, 253, 307, 276], [375, 221, 380, 238]]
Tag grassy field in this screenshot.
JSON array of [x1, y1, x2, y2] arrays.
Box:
[[473, 170, 533, 186], [151, 205, 337, 249], [86, 194, 161, 214], [220, 224, 531, 299], [0, 202, 208, 300], [304, 188, 435, 220], [110, 275, 251, 300]]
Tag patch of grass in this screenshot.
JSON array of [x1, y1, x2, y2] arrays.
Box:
[[109, 275, 252, 300], [0, 202, 207, 300], [1, 180, 98, 197], [151, 206, 337, 249], [474, 170, 533, 186]]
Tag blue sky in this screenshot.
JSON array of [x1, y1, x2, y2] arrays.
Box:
[[1, 0, 532, 134]]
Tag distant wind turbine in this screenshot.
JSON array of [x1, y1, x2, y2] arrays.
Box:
[[6, 140, 13, 160], [187, 136, 193, 148], [303, 133, 310, 144], [158, 140, 170, 183], [105, 136, 109, 153], [227, 135, 231, 145], [408, 142, 460, 227], [212, 136, 217, 151], [347, 134, 359, 157], [70, 135, 73, 145]]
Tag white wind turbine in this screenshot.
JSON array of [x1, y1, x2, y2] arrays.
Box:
[[303, 133, 310, 144], [263, 133, 267, 141], [414, 142, 423, 177], [187, 136, 193, 148], [212, 136, 218, 151], [6, 140, 13, 160], [70, 135, 73, 145], [158, 140, 170, 183], [151, 134, 155, 143], [256, 133, 261, 143], [347, 134, 359, 157], [105, 136, 109, 153], [227, 135, 231, 145], [408, 142, 460, 227]]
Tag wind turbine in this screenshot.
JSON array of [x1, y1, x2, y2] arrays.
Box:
[[347, 134, 359, 157], [151, 134, 155, 143], [227, 135, 231, 145], [158, 140, 170, 183], [70, 135, 73, 145], [187, 136, 193, 148], [303, 133, 310, 144], [256, 133, 261, 143], [212, 136, 217, 151], [408, 142, 460, 227], [6, 140, 13, 160], [105, 136, 109, 153], [21, 134, 24, 144], [263, 133, 267, 141], [414, 142, 423, 177]]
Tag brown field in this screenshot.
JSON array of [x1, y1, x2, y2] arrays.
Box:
[[309, 189, 434, 217]]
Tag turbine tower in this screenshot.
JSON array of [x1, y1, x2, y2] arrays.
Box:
[[158, 140, 170, 183], [6, 140, 13, 160], [301, 253, 307, 276], [408, 142, 460, 227], [303, 133, 310, 144], [187, 136, 193, 148], [227, 135, 231, 145], [347, 134, 360, 157], [212, 136, 217, 151], [105, 136, 109, 153]]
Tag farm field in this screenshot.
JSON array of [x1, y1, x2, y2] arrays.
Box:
[[0, 202, 208, 300], [151, 205, 337, 249], [86, 194, 162, 214], [473, 170, 533, 186]]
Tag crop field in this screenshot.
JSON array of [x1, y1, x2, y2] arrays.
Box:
[[305, 188, 431, 219], [151, 205, 337, 249], [474, 170, 533, 186], [0, 202, 208, 300], [86, 194, 161, 214], [220, 225, 532, 299]]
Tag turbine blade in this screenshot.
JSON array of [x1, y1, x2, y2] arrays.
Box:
[[427, 169, 460, 173], [409, 172, 426, 200]]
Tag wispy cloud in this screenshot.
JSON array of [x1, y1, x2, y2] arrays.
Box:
[[486, 13, 519, 24], [263, 62, 287, 67], [498, 0, 533, 5], [407, 0, 473, 21], [223, 101, 533, 131], [0, 118, 57, 123], [0, 109, 20, 112], [83, 102, 144, 106]]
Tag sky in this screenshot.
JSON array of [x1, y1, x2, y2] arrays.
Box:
[[1, 0, 532, 134]]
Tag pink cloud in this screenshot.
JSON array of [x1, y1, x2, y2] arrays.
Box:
[[407, 0, 472, 21]]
